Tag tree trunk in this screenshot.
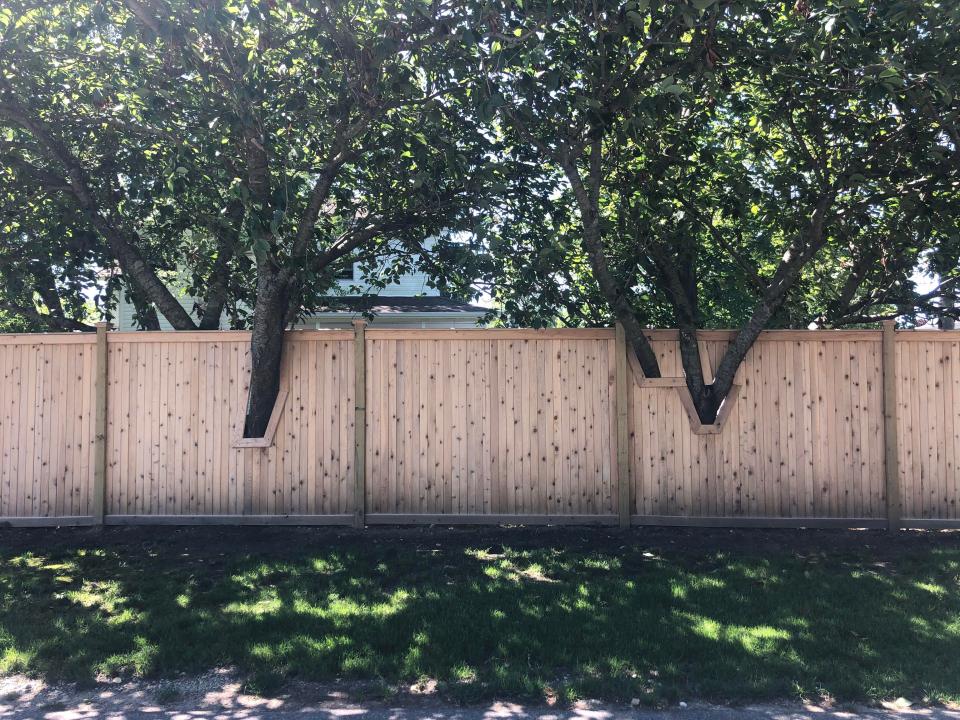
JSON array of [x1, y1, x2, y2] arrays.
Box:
[[0, 94, 199, 331], [940, 290, 956, 329], [677, 325, 719, 423], [140, 307, 162, 331], [644, 240, 716, 420], [561, 160, 661, 378], [122, 287, 162, 330], [198, 200, 244, 330], [243, 267, 293, 438], [614, 299, 662, 378]]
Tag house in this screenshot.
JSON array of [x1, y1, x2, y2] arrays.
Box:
[[112, 259, 488, 331]]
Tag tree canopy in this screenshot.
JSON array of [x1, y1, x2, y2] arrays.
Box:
[[466, 0, 960, 420], [1, 0, 959, 427], [0, 0, 504, 433]]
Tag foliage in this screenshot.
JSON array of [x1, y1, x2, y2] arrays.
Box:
[[2, 0, 960, 427], [479, 0, 960, 330], [467, 0, 960, 420], [0, 0, 505, 433]]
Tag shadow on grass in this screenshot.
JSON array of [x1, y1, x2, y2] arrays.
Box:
[[1, 531, 958, 704]]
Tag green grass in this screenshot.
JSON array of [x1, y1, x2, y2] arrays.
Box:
[[1, 526, 959, 705]]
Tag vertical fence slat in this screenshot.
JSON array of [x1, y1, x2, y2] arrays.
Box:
[[353, 320, 367, 528], [882, 320, 901, 531], [615, 323, 631, 528], [92, 322, 109, 524]]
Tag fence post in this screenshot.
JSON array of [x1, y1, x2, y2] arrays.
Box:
[[615, 323, 631, 528], [352, 320, 367, 529], [882, 319, 901, 532], [92, 321, 109, 525]]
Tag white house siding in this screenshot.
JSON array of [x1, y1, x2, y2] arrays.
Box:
[[332, 258, 440, 297], [114, 287, 204, 331]]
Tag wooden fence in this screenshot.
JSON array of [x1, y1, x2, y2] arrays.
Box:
[[0, 323, 957, 529]]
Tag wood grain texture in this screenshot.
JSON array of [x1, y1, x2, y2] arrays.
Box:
[[0, 327, 956, 525], [360, 335, 619, 517], [0, 340, 96, 518], [99, 334, 355, 517], [628, 336, 889, 521]]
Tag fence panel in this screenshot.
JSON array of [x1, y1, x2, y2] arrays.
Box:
[[896, 335, 960, 521], [105, 331, 354, 521], [0, 335, 97, 521], [0, 326, 958, 527], [364, 330, 617, 521], [629, 333, 885, 523]]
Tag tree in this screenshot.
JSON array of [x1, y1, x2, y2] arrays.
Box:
[[0, 0, 499, 435], [0, 171, 104, 331], [478, 0, 960, 422]]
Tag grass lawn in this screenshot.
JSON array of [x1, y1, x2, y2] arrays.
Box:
[[0, 525, 958, 705]]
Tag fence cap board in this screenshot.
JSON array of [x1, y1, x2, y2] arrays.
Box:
[[364, 328, 616, 340], [893, 330, 960, 342], [7, 327, 960, 347], [642, 329, 884, 342], [0, 333, 96, 345]]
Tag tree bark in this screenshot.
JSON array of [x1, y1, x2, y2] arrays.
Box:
[[640, 238, 717, 420], [677, 325, 717, 421], [708, 194, 835, 415], [243, 266, 292, 437], [941, 299, 956, 330], [561, 157, 661, 378], [123, 288, 162, 330], [198, 199, 244, 330]]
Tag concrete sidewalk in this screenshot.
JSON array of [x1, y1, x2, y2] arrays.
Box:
[[2, 674, 957, 720]]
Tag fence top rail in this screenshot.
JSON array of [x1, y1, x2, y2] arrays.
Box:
[[891, 330, 960, 342], [2, 326, 960, 347], [105, 329, 354, 343], [0, 332, 97, 345], [365, 328, 616, 340], [366, 328, 889, 342]]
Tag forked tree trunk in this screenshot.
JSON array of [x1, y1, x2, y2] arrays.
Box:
[[672, 195, 837, 424], [561, 159, 662, 379], [243, 268, 292, 438]]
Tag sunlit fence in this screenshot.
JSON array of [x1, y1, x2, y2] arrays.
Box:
[[0, 324, 956, 528]]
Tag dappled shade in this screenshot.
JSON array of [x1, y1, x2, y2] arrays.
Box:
[[0, 528, 958, 705]]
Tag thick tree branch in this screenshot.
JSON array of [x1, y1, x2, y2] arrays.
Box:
[[0, 296, 94, 332], [198, 198, 245, 330], [0, 87, 198, 329], [710, 192, 836, 410], [560, 154, 661, 378]]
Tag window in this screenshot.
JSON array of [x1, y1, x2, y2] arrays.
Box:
[[335, 264, 355, 281]]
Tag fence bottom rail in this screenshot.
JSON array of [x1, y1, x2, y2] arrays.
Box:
[[5, 514, 959, 529]]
